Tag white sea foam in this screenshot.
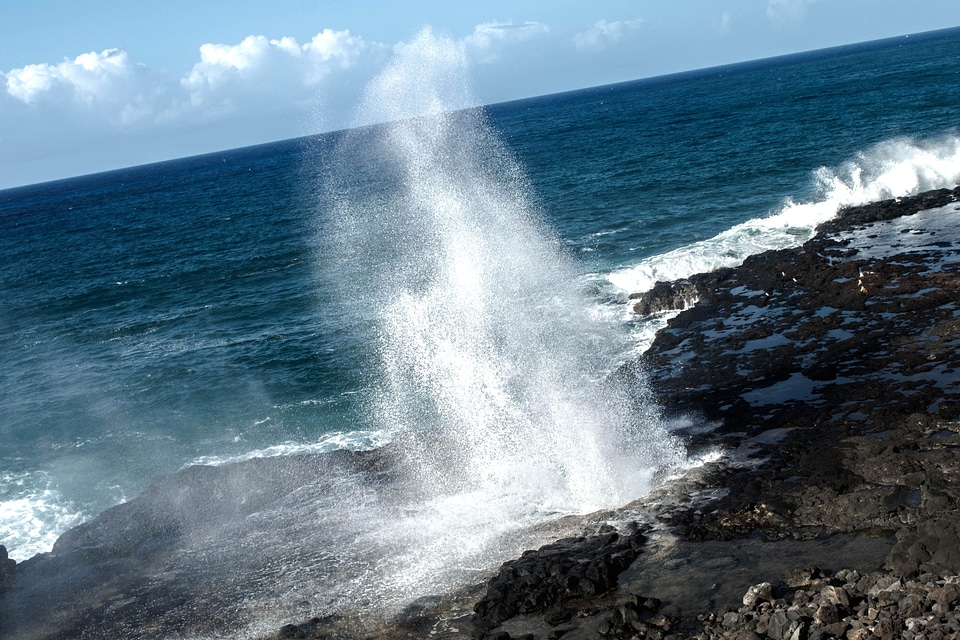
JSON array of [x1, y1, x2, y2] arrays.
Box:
[[0, 472, 87, 561], [187, 429, 394, 467], [607, 135, 960, 296]]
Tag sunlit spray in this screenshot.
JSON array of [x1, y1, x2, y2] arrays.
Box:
[[319, 28, 683, 606]]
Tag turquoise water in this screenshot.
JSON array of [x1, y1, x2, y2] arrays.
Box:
[[1, 27, 959, 562]]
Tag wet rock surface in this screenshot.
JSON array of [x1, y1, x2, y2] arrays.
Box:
[[630, 280, 700, 316], [471, 527, 649, 632], [2, 188, 959, 639], [465, 187, 960, 639], [636, 188, 960, 553], [0, 546, 14, 594], [0, 448, 399, 640]]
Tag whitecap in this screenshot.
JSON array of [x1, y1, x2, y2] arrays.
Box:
[[607, 135, 960, 297]]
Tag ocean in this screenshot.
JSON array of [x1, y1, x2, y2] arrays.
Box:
[[1, 24, 959, 611]]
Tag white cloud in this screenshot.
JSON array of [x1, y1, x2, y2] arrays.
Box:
[[3, 19, 652, 151], [0, 17, 675, 188], [4, 64, 57, 103], [181, 29, 378, 112], [573, 19, 644, 52], [0, 29, 381, 130], [2, 48, 171, 130], [180, 34, 287, 109], [718, 12, 733, 35], [7, 49, 135, 106], [766, 0, 817, 25], [463, 21, 550, 64], [0, 29, 394, 187], [305, 29, 370, 64]]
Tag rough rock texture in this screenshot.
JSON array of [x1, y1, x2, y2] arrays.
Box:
[[630, 280, 700, 316], [0, 547, 14, 594], [2, 188, 959, 640], [694, 568, 960, 640], [632, 189, 960, 557], [467, 187, 960, 639], [472, 526, 649, 631], [0, 448, 397, 640]]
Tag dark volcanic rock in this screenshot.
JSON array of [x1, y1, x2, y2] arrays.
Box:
[[818, 186, 960, 235], [472, 527, 648, 632], [693, 566, 960, 640], [886, 512, 960, 579], [630, 279, 700, 315], [5, 187, 960, 640], [0, 448, 395, 640], [605, 186, 960, 638], [633, 188, 960, 552], [0, 547, 14, 593], [270, 186, 960, 638]]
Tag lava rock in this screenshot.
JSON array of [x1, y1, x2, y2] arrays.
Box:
[[886, 512, 960, 578], [0, 547, 15, 593], [692, 566, 960, 640], [472, 528, 648, 631], [631, 279, 700, 316], [817, 187, 960, 235]]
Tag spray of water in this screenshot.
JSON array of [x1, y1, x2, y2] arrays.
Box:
[[608, 134, 960, 296], [320, 29, 683, 601]]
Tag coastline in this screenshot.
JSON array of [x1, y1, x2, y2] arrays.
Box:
[[2, 186, 960, 639], [465, 185, 960, 639]]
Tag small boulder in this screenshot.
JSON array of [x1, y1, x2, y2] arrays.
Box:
[[785, 566, 823, 588], [743, 582, 774, 607]]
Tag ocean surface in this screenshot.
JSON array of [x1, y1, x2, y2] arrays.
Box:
[[2, 25, 960, 583]]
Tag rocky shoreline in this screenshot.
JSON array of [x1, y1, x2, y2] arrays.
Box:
[[2, 187, 959, 639], [460, 185, 960, 640]]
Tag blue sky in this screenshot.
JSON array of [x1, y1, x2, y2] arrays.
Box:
[[1, 0, 958, 189]]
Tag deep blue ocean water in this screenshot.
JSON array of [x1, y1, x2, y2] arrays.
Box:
[[2, 27, 960, 564]]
